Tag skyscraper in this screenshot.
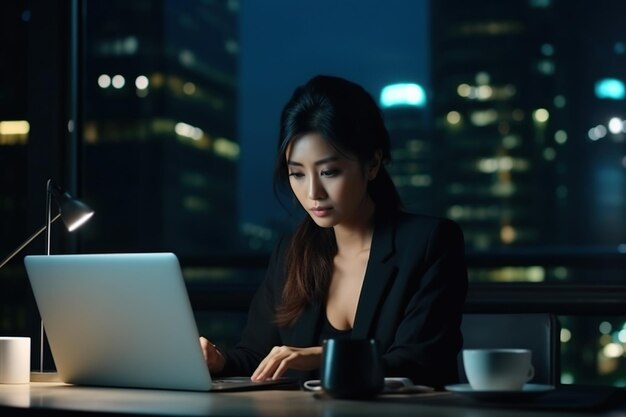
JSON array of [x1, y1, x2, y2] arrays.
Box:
[[380, 83, 434, 215], [430, 0, 626, 253], [80, 0, 240, 257]]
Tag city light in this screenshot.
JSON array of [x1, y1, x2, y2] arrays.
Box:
[[526, 266, 545, 282], [475, 72, 490, 85], [214, 137, 240, 160], [554, 130, 568, 144], [537, 60, 555, 75], [470, 109, 497, 126], [175, 122, 203, 140], [588, 125, 608, 141], [595, 78, 625, 100], [123, 36, 138, 54], [457, 83, 471, 97], [560, 328, 572, 343], [456, 82, 504, 101], [502, 135, 520, 148], [533, 108, 549, 123], [500, 224, 516, 243], [553, 95, 566, 108], [446, 111, 461, 125], [608, 117, 624, 134], [603, 343, 624, 359], [135, 75, 149, 90], [183, 82, 196, 95], [179, 50, 195, 67], [553, 266, 568, 279], [543, 147, 556, 161], [0, 120, 30, 135], [380, 83, 426, 108], [599, 321, 612, 334], [477, 156, 529, 173], [98, 74, 111, 88], [476, 85, 493, 99], [111, 75, 125, 89]]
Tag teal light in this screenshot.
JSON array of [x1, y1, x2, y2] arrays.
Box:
[[595, 78, 625, 100], [380, 83, 426, 108]]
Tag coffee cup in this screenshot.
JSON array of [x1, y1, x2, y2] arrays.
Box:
[[320, 338, 384, 399], [463, 348, 534, 391], [0, 337, 30, 384]]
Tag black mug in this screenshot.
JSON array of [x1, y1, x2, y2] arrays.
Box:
[[320, 338, 384, 399]]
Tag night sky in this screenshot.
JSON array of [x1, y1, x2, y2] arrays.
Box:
[[238, 0, 428, 226]]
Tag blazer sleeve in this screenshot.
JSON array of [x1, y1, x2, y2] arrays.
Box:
[[382, 218, 468, 388], [218, 236, 286, 376]]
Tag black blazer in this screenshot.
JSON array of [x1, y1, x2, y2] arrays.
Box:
[[221, 210, 468, 388]]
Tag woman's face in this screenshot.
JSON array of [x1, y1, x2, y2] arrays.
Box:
[[285, 132, 376, 229]]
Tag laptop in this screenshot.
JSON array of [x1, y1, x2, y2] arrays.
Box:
[[24, 252, 296, 392]]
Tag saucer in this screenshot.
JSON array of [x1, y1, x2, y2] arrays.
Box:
[[445, 383, 555, 401]]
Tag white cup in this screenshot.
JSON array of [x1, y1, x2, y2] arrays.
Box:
[[0, 337, 31, 384], [463, 348, 534, 391]]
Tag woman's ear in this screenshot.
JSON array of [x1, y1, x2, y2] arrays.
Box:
[[367, 150, 383, 180]]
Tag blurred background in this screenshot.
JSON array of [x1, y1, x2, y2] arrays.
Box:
[[1, 0, 626, 385]]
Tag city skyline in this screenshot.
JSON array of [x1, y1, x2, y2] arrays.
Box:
[[1, 0, 624, 257]]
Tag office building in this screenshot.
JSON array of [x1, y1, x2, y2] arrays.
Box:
[[431, 0, 564, 253], [381, 83, 435, 215], [430, 0, 626, 253], [79, 0, 241, 257]]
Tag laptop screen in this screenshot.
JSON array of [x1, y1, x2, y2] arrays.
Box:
[[25, 253, 213, 391]]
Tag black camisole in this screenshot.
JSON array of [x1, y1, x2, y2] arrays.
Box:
[[318, 315, 352, 343]]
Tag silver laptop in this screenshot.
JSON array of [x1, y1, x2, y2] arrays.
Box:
[[24, 253, 295, 391]]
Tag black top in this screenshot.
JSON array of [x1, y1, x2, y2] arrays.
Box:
[[318, 315, 352, 343]]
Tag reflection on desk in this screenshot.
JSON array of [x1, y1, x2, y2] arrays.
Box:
[[0, 382, 623, 417]]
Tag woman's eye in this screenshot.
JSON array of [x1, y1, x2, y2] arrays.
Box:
[[321, 169, 339, 177], [288, 172, 304, 178]]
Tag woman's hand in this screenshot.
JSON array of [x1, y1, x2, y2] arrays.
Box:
[[251, 345, 323, 381], [199, 337, 225, 374]]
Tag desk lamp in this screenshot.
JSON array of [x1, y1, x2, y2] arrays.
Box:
[[0, 179, 94, 380]]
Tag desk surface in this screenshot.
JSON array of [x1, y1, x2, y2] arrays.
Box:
[[0, 383, 624, 417]]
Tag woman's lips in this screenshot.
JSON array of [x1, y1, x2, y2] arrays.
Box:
[[311, 207, 332, 217]]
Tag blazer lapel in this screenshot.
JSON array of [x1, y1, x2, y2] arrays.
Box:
[[352, 211, 398, 339]]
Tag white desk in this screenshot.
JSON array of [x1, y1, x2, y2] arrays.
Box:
[[0, 383, 623, 417]]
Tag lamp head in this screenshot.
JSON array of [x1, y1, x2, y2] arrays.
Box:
[[49, 182, 94, 232]]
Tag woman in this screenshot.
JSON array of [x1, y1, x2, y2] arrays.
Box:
[[201, 75, 468, 388]]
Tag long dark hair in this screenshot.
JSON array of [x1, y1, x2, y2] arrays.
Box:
[[273, 75, 402, 326]]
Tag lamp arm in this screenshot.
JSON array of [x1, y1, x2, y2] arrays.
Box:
[[0, 213, 62, 269]]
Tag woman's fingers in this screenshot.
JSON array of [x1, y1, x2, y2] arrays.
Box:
[[199, 337, 211, 362], [271, 352, 297, 380], [199, 336, 225, 373], [252, 346, 286, 380], [252, 346, 322, 381]]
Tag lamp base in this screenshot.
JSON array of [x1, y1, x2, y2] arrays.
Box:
[[30, 371, 61, 383]]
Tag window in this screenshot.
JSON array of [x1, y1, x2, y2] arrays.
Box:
[[1, 0, 625, 384]]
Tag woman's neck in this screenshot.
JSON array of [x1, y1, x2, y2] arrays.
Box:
[[333, 199, 376, 257]]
